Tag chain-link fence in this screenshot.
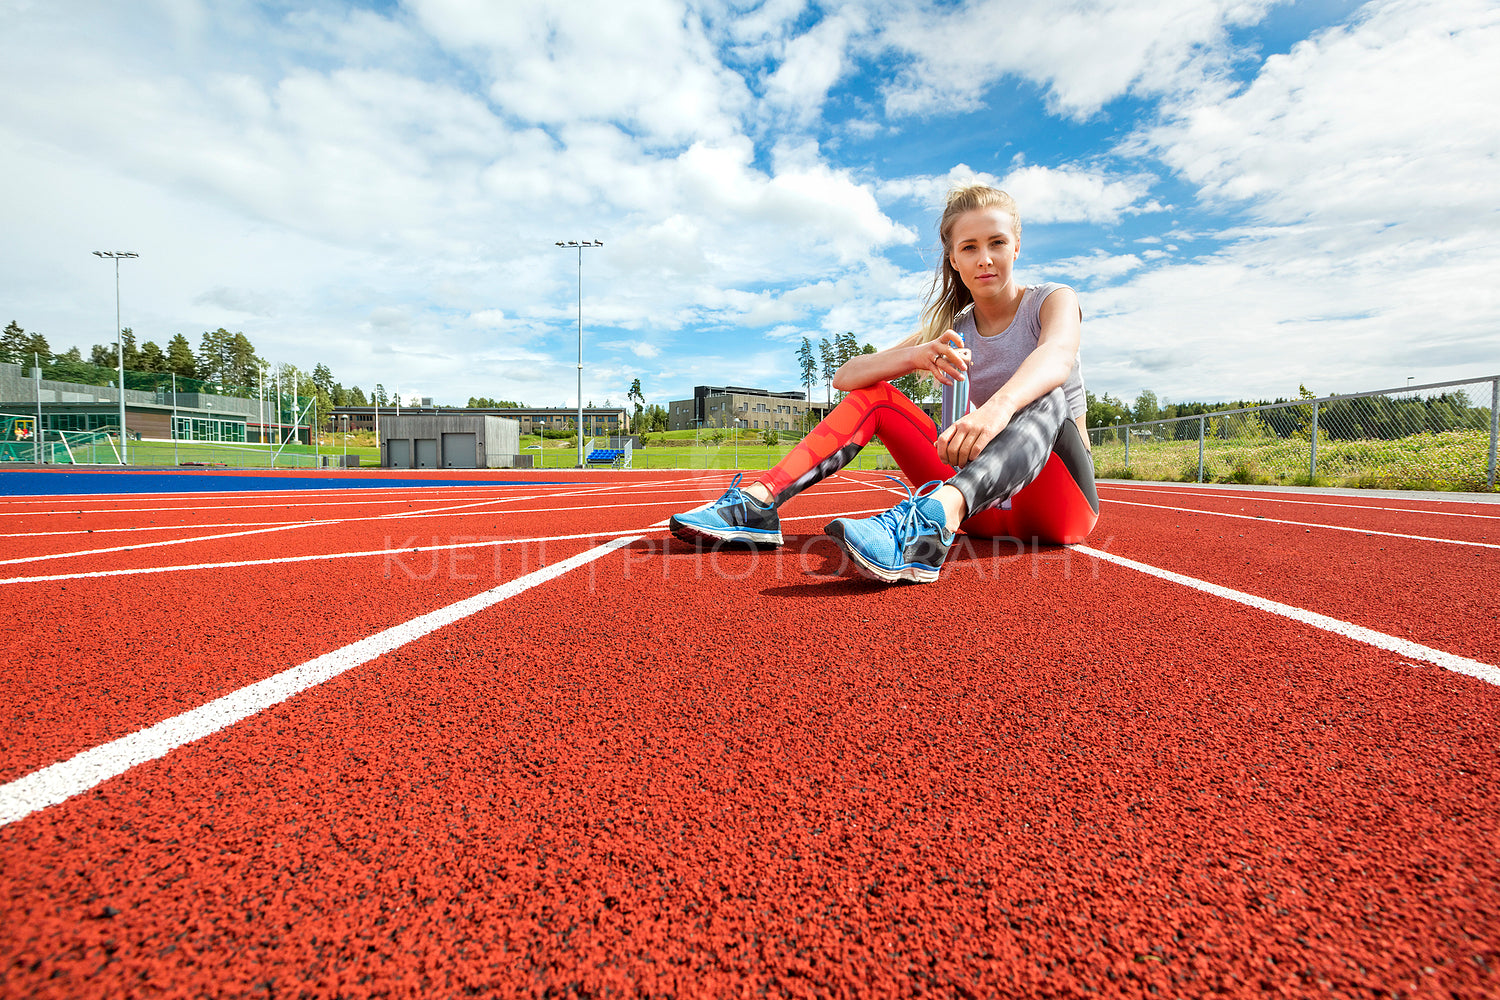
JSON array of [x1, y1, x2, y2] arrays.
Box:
[[1089, 375, 1499, 491]]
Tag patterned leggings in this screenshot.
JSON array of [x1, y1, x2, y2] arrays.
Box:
[[762, 382, 1100, 543]]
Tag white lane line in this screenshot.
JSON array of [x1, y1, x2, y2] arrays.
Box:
[[0, 496, 901, 585], [1102, 484, 1500, 520], [0, 521, 342, 567], [0, 497, 510, 518], [1105, 498, 1499, 550], [0, 535, 641, 828], [0, 482, 567, 504], [0, 529, 644, 585], [0, 484, 885, 554], [0, 484, 595, 518], [0, 479, 763, 520], [1076, 544, 1500, 686], [0, 521, 304, 538]]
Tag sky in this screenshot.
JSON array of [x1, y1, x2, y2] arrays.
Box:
[[2, 0, 1497, 413]]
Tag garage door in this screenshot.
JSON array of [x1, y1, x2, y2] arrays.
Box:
[[415, 438, 438, 468], [442, 433, 477, 468], [388, 439, 411, 469]]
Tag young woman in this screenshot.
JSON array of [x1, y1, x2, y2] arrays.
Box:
[[669, 185, 1100, 583]]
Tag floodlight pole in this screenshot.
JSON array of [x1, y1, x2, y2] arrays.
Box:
[[92, 250, 138, 465], [555, 239, 603, 467]]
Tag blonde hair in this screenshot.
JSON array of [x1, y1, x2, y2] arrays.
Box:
[[901, 185, 1022, 350]]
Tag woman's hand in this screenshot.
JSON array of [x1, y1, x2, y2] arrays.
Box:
[[936, 400, 1015, 468], [922, 329, 972, 386]]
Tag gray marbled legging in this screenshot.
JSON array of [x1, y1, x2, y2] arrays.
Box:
[[949, 386, 1070, 516]]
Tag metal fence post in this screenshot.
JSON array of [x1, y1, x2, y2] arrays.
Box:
[[1489, 376, 1498, 489], [1309, 402, 1319, 480], [1197, 415, 1205, 482]]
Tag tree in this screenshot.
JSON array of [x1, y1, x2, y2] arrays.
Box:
[[197, 328, 236, 385], [374, 383, 387, 407], [228, 332, 259, 389], [1132, 389, 1159, 424], [628, 378, 645, 431], [1085, 390, 1130, 429], [1, 321, 28, 365], [819, 338, 837, 403], [90, 343, 116, 367], [347, 385, 368, 406], [796, 337, 817, 402], [834, 331, 859, 367], [165, 334, 197, 379], [309, 363, 335, 419], [0, 321, 54, 367], [44, 348, 105, 384], [118, 328, 140, 371], [138, 340, 167, 373], [891, 372, 933, 405]]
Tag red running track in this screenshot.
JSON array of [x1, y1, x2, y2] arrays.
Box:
[[2, 469, 1498, 998]]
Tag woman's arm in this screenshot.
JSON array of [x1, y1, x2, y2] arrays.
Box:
[[936, 287, 1082, 467], [831, 330, 970, 392]]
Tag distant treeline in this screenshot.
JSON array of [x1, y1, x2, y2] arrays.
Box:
[[1088, 385, 1492, 440], [1, 318, 389, 416]]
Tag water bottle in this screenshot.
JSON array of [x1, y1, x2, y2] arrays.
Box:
[[939, 317, 970, 432]]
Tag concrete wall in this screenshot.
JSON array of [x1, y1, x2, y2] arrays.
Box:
[[483, 415, 519, 467], [0, 362, 260, 416], [381, 413, 521, 469]]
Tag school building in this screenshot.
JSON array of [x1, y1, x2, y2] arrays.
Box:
[[667, 386, 825, 432]]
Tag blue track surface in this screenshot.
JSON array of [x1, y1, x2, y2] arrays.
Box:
[[0, 471, 572, 496]]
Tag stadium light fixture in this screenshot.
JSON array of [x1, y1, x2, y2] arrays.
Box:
[[92, 250, 139, 466], [554, 239, 604, 467]]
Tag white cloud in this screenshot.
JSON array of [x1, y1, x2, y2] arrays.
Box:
[[599, 339, 663, 359], [1083, 0, 1500, 399], [1140, 0, 1500, 233], [5, 0, 1495, 415], [879, 0, 1285, 119], [410, 0, 752, 146], [761, 9, 865, 124], [879, 162, 1160, 227], [1049, 251, 1145, 282]]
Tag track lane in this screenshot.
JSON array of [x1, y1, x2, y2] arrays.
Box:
[[0, 530, 607, 783], [1091, 500, 1500, 662], [0, 476, 899, 785], [1099, 486, 1498, 546], [2, 531, 1497, 997]]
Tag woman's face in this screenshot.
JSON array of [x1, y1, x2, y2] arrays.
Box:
[[948, 207, 1020, 299]]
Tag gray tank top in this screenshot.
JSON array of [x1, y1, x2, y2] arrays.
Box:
[[946, 282, 1086, 422]]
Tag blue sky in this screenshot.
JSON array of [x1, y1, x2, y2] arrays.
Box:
[[2, 0, 1496, 413]]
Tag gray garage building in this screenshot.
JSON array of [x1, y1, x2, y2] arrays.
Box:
[[380, 414, 521, 469]]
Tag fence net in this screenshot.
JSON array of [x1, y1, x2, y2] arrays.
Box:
[[1088, 377, 1498, 492]]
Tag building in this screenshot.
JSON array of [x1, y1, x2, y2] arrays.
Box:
[[378, 413, 520, 469], [0, 361, 306, 447], [329, 404, 628, 438], [667, 386, 824, 432]]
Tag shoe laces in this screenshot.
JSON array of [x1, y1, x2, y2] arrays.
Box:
[[869, 477, 945, 536], [711, 472, 752, 509]]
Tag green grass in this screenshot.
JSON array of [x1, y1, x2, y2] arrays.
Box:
[[42, 427, 1494, 492], [74, 438, 382, 469], [526, 438, 897, 472]]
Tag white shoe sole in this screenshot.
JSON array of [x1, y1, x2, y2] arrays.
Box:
[[669, 519, 783, 547], [836, 539, 940, 584]]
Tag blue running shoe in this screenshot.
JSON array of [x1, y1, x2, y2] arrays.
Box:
[[670, 473, 783, 547], [825, 479, 953, 583]]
